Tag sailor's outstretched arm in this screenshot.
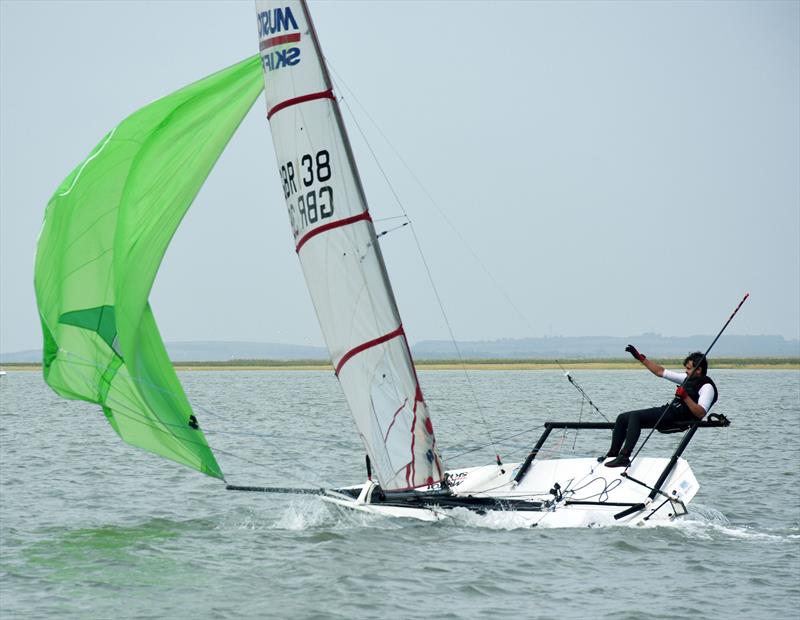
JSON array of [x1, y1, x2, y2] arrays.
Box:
[[641, 357, 666, 377], [625, 344, 665, 377]]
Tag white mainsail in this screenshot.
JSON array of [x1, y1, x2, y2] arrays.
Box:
[[255, 0, 443, 491]]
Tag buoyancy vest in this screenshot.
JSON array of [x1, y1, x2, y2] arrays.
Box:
[[683, 375, 718, 410]]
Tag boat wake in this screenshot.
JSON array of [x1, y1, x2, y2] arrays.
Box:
[[224, 497, 797, 544], [272, 498, 340, 531], [622, 504, 799, 543]]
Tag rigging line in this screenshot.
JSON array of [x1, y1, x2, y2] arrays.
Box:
[[202, 427, 349, 448], [536, 434, 567, 460], [446, 471, 555, 497], [54, 355, 260, 479], [332, 72, 504, 467], [373, 215, 410, 223], [317, 61, 402, 395], [56, 351, 356, 467], [444, 423, 546, 461], [327, 63, 537, 338], [56, 348, 259, 431], [55, 352, 220, 430], [573, 398, 584, 450], [55, 353, 337, 488], [407, 216, 506, 468], [569, 478, 622, 503], [556, 360, 610, 422], [565, 474, 621, 496], [448, 432, 572, 468], [560, 466, 602, 493], [468, 476, 569, 499], [497, 443, 545, 459], [68, 371, 225, 447], [217, 449, 334, 489], [376, 222, 409, 239], [80, 381, 332, 488]]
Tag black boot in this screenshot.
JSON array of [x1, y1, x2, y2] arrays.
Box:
[[604, 454, 631, 468]]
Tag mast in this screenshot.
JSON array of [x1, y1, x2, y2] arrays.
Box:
[[299, 1, 405, 330], [255, 0, 444, 491]]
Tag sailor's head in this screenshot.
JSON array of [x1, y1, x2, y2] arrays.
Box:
[[683, 351, 707, 376]]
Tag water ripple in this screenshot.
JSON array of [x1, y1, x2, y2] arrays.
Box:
[[1, 369, 798, 620]]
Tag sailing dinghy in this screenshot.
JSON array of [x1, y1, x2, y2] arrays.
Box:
[[34, 0, 730, 527]]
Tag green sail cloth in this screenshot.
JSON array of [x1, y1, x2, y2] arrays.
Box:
[[34, 55, 264, 480]]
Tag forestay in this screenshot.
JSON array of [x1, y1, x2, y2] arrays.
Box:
[[255, 0, 443, 491]]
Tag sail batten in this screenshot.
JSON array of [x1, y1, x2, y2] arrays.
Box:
[[260, 33, 301, 51], [256, 0, 444, 491], [335, 326, 405, 376], [267, 88, 335, 119], [295, 211, 372, 253]]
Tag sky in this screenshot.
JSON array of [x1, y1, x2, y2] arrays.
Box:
[[1, 0, 798, 355]]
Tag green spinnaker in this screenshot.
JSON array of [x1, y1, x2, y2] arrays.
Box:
[[34, 55, 264, 480]]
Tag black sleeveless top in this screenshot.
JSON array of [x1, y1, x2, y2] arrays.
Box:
[[683, 375, 718, 409]]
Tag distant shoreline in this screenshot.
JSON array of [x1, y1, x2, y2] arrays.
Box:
[[3, 358, 798, 371]]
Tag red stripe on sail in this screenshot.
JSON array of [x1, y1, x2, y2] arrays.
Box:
[[295, 211, 371, 253], [259, 33, 301, 51], [334, 325, 405, 376], [386, 478, 443, 493], [404, 331, 425, 485], [383, 398, 409, 443], [267, 88, 334, 120], [409, 405, 417, 486]]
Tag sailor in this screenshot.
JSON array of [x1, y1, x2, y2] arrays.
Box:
[[602, 345, 718, 468]]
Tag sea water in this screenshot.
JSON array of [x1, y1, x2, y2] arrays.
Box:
[[1, 369, 798, 619]]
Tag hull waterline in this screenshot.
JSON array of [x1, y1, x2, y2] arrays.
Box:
[[322, 456, 699, 526]]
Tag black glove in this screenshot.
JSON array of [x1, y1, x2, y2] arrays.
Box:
[[625, 344, 646, 362]]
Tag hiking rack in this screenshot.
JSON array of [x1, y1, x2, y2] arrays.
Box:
[[513, 415, 732, 497]]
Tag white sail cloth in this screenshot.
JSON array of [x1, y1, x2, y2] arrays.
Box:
[[255, 0, 443, 491]]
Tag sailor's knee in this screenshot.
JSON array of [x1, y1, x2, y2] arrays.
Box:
[[616, 412, 629, 423]]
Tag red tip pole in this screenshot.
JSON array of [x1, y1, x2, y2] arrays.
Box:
[[629, 293, 750, 465], [703, 293, 750, 360], [729, 293, 749, 320]]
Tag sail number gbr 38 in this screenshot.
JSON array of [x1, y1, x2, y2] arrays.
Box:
[[280, 150, 334, 242]]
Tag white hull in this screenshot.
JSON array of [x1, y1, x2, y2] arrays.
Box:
[[321, 456, 699, 527]]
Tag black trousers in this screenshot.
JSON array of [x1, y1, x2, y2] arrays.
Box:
[[608, 405, 695, 456]]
